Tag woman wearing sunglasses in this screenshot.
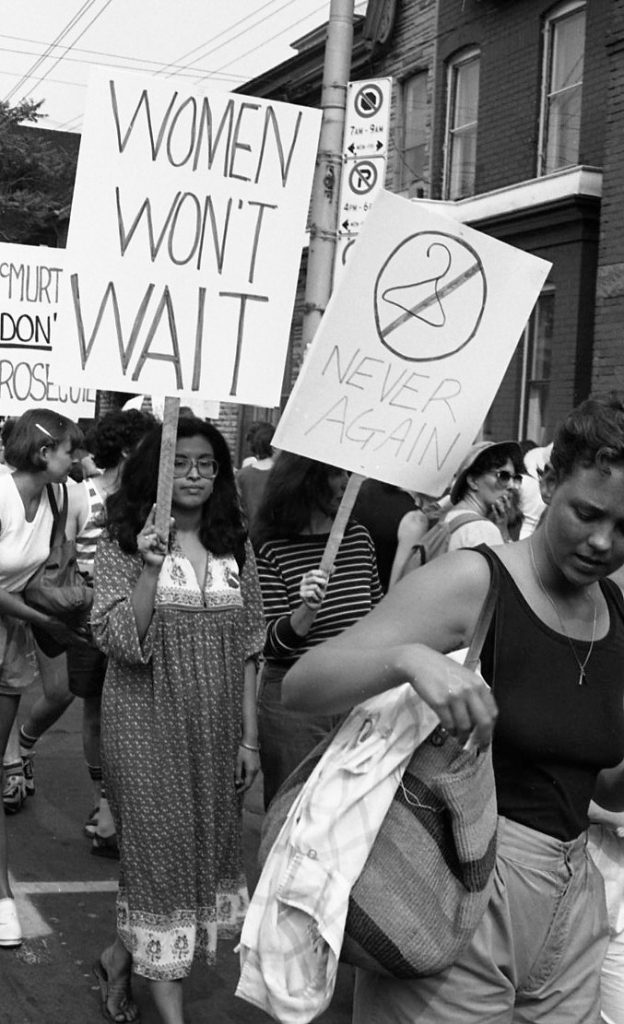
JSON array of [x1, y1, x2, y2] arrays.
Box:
[[444, 440, 524, 549], [90, 417, 265, 1024]]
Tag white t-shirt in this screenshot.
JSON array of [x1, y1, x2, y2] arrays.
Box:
[[0, 475, 54, 592], [445, 508, 504, 552]]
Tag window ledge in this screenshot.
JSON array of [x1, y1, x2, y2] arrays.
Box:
[[415, 166, 603, 224]]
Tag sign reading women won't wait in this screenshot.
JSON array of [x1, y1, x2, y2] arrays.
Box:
[[57, 70, 321, 406]]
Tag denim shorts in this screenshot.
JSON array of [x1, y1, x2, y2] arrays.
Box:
[[353, 816, 609, 1024], [257, 661, 344, 810]]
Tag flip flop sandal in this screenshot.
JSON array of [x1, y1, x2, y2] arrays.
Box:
[[84, 807, 99, 838], [93, 958, 140, 1024]]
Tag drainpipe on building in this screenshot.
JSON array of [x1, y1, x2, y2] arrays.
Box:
[[301, 0, 354, 357]]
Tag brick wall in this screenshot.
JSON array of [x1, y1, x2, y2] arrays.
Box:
[[592, 0, 624, 394]]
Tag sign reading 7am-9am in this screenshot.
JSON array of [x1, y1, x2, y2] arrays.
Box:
[[56, 69, 321, 405]]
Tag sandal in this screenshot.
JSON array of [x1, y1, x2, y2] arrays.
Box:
[[91, 833, 119, 859], [93, 957, 140, 1023], [84, 807, 99, 838]]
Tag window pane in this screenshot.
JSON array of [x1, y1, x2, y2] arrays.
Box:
[[541, 5, 585, 174], [445, 53, 479, 199], [551, 11, 585, 92], [448, 124, 477, 199], [545, 85, 582, 172], [401, 73, 428, 190], [453, 59, 480, 128], [524, 292, 554, 443]]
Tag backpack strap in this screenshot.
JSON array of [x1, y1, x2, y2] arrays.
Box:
[[445, 511, 487, 536], [46, 483, 68, 549]]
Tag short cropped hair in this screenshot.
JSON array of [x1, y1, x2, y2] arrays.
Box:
[[85, 409, 156, 470], [5, 408, 83, 473], [550, 392, 624, 479], [251, 422, 275, 460]]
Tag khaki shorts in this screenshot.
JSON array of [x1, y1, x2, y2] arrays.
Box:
[[353, 816, 608, 1024]]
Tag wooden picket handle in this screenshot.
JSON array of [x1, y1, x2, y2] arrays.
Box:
[[155, 396, 180, 539], [319, 472, 365, 575]]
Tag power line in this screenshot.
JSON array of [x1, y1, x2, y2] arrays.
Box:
[[157, 0, 299, 77], [196, 1, 329, 82], [4, 0, 100, 103], [0, 33, 246, 83]]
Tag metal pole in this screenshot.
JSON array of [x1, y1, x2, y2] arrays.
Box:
[[301, 0, 354, 354]]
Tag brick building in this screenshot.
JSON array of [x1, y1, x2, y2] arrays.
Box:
[[241, 0, 624, 448]]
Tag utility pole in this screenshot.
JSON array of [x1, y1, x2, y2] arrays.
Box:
[[301, 0, 354, 354]]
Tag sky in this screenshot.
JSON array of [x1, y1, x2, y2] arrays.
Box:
[[1, 0, 366, 134]]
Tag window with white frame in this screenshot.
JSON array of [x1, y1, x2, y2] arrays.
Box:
[[539, 1, 586, 175], [518, 290, 555, 444], [443, 48, 480, 200], [399, 72, 428, 195]]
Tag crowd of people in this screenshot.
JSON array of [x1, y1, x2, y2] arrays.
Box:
[[0, 397, 623, 1024]]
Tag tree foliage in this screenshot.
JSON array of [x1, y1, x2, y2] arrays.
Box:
[[0, 99, 76, 244]]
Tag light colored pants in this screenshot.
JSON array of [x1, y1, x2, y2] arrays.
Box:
[[588, 824, 624, 1024], [353, 816, 608, 1024]]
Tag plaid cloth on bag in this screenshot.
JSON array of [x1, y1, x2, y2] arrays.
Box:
[[236, 679, 442, 1023]]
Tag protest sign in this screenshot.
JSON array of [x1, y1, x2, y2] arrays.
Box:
[[273, 190, 551, 496], [0, 243, 96, 417], [57, 69, 321, 406]]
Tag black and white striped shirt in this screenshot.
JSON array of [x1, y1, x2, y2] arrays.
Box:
[[256, 522, 382, 663]]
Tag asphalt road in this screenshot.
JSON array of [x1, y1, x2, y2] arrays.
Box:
[[1, 691, 354, 1024]]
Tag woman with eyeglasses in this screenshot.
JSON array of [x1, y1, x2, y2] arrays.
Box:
[[90, 417, 265, 1024]]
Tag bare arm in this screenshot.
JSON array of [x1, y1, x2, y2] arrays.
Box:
[[283, 548, 498, 749], [236, 657, 261, 792], [593, 760, 624, 813]]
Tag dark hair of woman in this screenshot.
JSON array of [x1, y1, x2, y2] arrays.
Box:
[[550, 392, 624, 479], [86, 409, 156, 470], [105, 417, 247, 570], [253, 452, 342, 546], [251, 422, 275, 460], [5, 408, 84, 472]]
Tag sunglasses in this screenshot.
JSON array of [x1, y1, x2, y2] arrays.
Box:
[[491, 469, 523, 487]]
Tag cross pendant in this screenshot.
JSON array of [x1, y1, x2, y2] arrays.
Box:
[[578, 667, 586, 686]]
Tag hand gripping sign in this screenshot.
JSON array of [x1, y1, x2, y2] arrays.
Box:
[[273, 190, 551, 498]]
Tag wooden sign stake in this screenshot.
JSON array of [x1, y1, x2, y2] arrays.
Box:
[[319, 472, 365, 575], [155, 395, 180, 540]]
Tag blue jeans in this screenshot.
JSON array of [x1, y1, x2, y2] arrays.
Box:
[[353, 816, 609, 1023], [257, 662, 343, 810]]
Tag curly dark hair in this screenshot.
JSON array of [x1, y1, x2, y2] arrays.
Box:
[[253, 452, 344, 545], [550, 392, 624, 479], [85, 409, 156, 470], [105, 417, 247, 570]]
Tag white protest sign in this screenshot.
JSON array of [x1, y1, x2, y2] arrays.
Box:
[[122, 393, 220, 420], [273, 190, 551, 496], [58, 69, 321, 405], [0, 243, 96, 418]]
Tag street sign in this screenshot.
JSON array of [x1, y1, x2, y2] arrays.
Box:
[[334, 78, 392, 287]]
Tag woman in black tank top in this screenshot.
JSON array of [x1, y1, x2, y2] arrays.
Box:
[[282, 393, 624, 1024]]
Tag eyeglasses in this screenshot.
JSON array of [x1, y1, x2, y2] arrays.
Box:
[[173, 455, 219, 479], [491, 469, 523, 488]]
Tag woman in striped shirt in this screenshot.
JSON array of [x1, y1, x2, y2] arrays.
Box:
[[67, 408, 154, 855], [253, 453, 382, 808]]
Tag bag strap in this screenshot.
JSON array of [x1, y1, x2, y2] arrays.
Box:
[[463, 558, 499, 673], [46, 483, 69, 548], [445, 511, 487, 536]]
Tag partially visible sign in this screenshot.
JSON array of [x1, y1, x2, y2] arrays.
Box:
[[57, 70, 322, 405], [275, 191, 552, 497], [334, 78, 392, 286], [0, 243, 96, 417]]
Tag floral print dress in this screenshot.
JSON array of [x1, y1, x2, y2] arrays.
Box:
[[91, 535, 265, 981]]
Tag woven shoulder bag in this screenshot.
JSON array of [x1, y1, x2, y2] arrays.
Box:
[[260, 562, 499, 979]]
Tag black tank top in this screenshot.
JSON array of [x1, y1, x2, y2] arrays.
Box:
[[477, 545, 624, 841]]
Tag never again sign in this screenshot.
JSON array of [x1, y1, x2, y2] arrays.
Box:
[[58, 70, 321, 405]]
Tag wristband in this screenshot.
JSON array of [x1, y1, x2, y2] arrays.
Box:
[[239, 741, 260, 752]]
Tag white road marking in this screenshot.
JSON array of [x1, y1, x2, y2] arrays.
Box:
[[10, 877, 118, 940]]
